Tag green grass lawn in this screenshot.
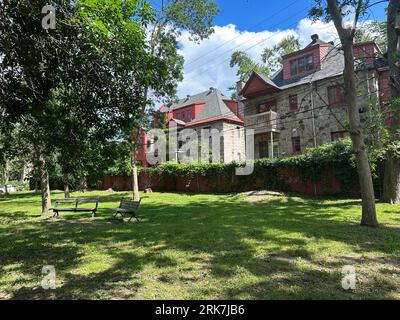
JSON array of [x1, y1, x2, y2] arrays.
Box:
[[0, 190, 399, 300]]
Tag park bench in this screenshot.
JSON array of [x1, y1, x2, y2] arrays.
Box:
[[112, 198, 141, 222], [52, 198, 99, 218]]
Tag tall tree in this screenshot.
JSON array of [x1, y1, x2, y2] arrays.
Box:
[[355, 20, 388, 52], [0, 0, 156, 213], [0, 0, 78, 214], [229, 35, 300, 97], [310, 0, 378, 227], [382, 0, 400, 203], [261, 35, 301, 75], [230, 35, 301, 81], [129, 0, 220, 201], [230, 51, 270, 81]]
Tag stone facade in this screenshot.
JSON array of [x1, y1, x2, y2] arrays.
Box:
[[242, 70, 380, 157], [239, 37, 389, 159], [189, 121, 245, 163], [138, 88, 246, 165]]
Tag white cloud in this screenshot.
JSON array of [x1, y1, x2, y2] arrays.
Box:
[[176, 18, 338, 98]]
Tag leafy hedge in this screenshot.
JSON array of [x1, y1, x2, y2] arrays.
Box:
[[108, 139, 384, 195]]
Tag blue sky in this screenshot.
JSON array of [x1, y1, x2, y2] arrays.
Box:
[[149, 0, 388, 99], [213, 0, 387, 31]]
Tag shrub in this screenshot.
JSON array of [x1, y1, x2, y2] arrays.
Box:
[[106, 139, 383, 195]]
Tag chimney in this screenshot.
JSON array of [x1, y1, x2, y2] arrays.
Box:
[[311, 34, 319, 43]]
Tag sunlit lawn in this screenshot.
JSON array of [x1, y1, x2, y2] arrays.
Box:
[[0, 190, 399, 299]]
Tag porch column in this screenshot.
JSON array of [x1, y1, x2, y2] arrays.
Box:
[[270, 131, 274, 158]]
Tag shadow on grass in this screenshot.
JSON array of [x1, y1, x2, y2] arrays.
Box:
[[1, 192, 400, 299]]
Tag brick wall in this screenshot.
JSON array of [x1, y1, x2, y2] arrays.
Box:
[[100, 167, 361, 197], [378, 68, 391, 105]]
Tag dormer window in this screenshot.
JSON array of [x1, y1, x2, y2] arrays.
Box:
[[298, 58, 305, 73], [306, 55, 314, 70], [290, 54, 314, 76]]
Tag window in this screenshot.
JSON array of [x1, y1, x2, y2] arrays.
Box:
[[306, 55, 314, 71], [289, 95, 298, 111], [176, 113, 180, 120], [187, 111, 191, 121], [258, 104, 267, 113], [331, 131, 348, 141], [258, 100, 277, 113], [292, 136, 301, 153], [290, 60, 297, 76], [182, 112, 185, 121], [298, 57, 305, 73], [290, 54, 315, 76], [269, 140, 280, 158], [327, 85, 345, 107]]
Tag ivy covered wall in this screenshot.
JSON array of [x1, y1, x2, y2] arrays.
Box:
[[101, 139, 384, 197]]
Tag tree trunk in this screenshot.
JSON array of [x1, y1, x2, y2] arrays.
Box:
[[64, 182, 70, 199], [36, 151, 51, 215], [132, 151, 140, 201], [130, 127, 141, 201], [382, 153, 400, 203], [344, 39, 378, 227], [382, 0, 400, 203], [387, 0, 400, 98], [327, 0, 378, 227], [4, 160, 9, 195]]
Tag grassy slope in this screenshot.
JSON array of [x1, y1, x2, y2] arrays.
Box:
[[0, 190, 399, 300]]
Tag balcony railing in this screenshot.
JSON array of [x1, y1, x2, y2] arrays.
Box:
[[244, 111, 279, 133]]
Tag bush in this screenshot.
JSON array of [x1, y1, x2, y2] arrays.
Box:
[[106, 139, 383, 195]]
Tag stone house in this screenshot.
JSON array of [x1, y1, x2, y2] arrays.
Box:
[[137, 87, 245, 166], [238, 34, 391, 159]]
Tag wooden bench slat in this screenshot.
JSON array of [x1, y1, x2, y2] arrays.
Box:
[[113, 198, 142, 222], [52, 198, 99, 218]]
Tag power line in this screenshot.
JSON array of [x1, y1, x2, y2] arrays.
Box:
[[182, 4, 314, 81], [184, 0, 301, 69]]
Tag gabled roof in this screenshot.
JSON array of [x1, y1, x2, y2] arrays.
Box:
[[242, 38, 388, 97], [167, 88, 243, 126], [241, 45, 345, 97], [239, 72, 281, 98]]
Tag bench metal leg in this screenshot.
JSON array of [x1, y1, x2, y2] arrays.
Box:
[[92, 210, 96, 218], [128, 213, 140, 223]]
